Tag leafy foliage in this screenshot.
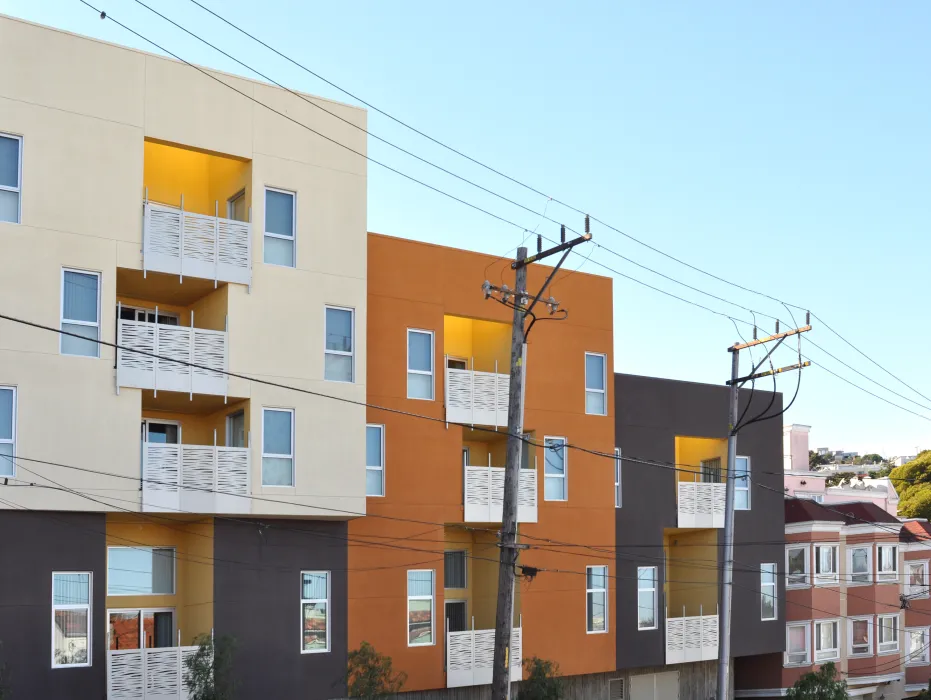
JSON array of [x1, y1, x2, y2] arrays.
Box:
[[786, 662, 847, 699], [183, 633, 238, 700], [347, 641, 406, 699], [809, 451, 832, 469], [861, 453, 884, 464], [892, 451, 931, 518], [519, 657, 564, 700]]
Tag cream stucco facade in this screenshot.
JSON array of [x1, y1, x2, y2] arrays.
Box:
[[0, 14, 368, 518]]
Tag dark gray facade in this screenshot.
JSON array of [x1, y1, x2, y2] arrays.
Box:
[[213, 517, 349, 700], [0, 510, 107, 699], [614, 373, 786, 669]]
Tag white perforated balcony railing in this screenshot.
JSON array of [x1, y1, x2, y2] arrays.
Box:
[[665, 611, 718, 665], [117, 318, 227, 397], [143, 442, 249, 515], [677, 481, 726, 528], [143, 200, 251, 286], [445, 366, 509, 427], [463, 466, 537, 523], [107, 646, 199, 700], [447, 626, 521, 688]]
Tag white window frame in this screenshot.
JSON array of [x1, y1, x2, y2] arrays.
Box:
[[814, 544, 839, 586], [0, 385, 16, 478], [407, 569, 435, 647], [324, 305, 354, 383], [907, 560, 930, 599], [586, 565, 608, 634], [878, 613, 900, 654], [299, 571, 330, 654], [0, 132, 22, 224], [848, 616, 874, 657], [263, 186, 296, 268], [118, 305, 180, 325], [786, 544, 810, 588], [406, 329, 434, 401], [906, 627, 931, 666], [366, 424, 385, 498], [785, 621, 811, 666], [543, 436, 568, 502], [848, 545, 873, 585], [261, 407, 295, 487], [107, 546, 176, 596], [734, 455, 750, 510], [584, 352, 607, 416], [60, 268, 101, 358], [877, 544, 899, 583], [614, 448, 622, 508], [637, 566, 658, 631], [51, 571, 92, 669], [760, 563, 777, 621], [814, 619, 840, 662], [794, 492, 824, 503], [106, 607, 176, 650]]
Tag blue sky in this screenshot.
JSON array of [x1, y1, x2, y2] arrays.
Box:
[[5, 0, 930, 456]]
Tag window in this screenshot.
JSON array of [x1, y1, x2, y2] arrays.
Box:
[[700, 458, 721, 484], [108, 608, 174, 650], [227, 189, 246, 222], [0, 386, 15, 478], [226, 410, 245, 448], [614, 448, 622, 508], [849, 617, 873, 656], [118, 305, 179, 325], [324, 306, 354, 382], [907, 628, 930, 666], [108, 547, 175, 595], [301, 571, 329, 653], [264, 187, 295, 267], [444, 551, 467, 589], [908, 561, 930, 598], [262, 408, 294, 486], [848, 546, 872, 585], [761, 563, 777, 621], [61, 269, 100, 357], [786, 545, 809, 588], [366, 424, 385, 497], [814, 544, 839, 585], [878, 614, 899, 654], [734, 456, 750, 509], [587, 565, 608, 633], [584, 352, 607, 415], [877, 545, 898, 583], [543, 437, 567, 501], [0, 133, 22, 223], [814, 620, 839, 661], [637, 566, 657, 630], [407, 570, 435, 646], [795, 492, 824, 503], [52, 572, 91, 668], [785, 622, 810, 665], [407, 330, 434, 400]]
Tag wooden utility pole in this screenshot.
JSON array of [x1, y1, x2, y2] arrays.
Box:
[[717, 320, 812, 700], [485, 227, 592, 700]]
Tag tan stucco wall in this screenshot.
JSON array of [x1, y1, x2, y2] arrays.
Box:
[[0, 14, 367, 517]]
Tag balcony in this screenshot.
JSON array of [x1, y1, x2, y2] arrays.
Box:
[[143, 201, 251, 286], [446, 627, 522, 688], [108, 646, 198, 700], [463, 466, 537, 523], [665, 612, 718, 665], [117, 319, 228, 397], [677, 481, 726, 528], [445, 366, 509, 427], [142, 442, 250, 514]]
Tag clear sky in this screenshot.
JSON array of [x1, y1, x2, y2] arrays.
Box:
[[4, 0, 930, 456]]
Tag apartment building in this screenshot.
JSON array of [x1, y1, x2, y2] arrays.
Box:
[[735, 499, 922, 699], [614, 374, 786, 697], [0, 15, 367, 699]]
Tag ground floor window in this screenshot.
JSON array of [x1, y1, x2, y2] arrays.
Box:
[[108, 608, 175, 649], [301, 571, 330, 653]]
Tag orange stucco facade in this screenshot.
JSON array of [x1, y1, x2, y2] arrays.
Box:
[[348, 233, 616, 690]]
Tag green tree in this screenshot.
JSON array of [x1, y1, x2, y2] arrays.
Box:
[[809, 451, 831, 469], [862, 453, 884, 464], [893, 451, 931, 518], [183, 633, 238, 700], [786, 662, 847, 699], [519, 657, 564, 700], [346, 641, 406, 699]]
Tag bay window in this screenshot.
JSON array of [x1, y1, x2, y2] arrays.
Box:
[[877, 545, 898, 583], [786, 545, 809, 588], [878, 614, 899, 654], [849, 617, 872, 656], [814, 620, 839, 661], [848, 546, 871, 584], [814, 544, 838, 585], [785, 622, 810, 665]]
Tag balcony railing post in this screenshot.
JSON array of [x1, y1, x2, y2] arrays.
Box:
[[179, 194, 185, 284], [189, 310, 195, 400], [213, 428, 219, 494], [143, 187, 149, 279], [153, 307, 159, 398], [214, 200, 220, 289]]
